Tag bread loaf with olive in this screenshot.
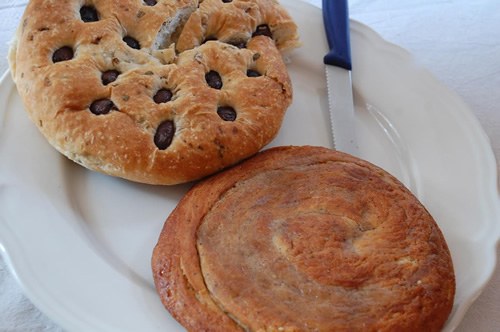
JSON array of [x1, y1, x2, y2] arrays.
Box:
[[9, 0, 299, 184]]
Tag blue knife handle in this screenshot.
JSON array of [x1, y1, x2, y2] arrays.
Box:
[[323, 0, 352, 70]]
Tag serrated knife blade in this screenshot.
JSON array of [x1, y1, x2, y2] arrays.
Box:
[[323, 0, 359, 156]]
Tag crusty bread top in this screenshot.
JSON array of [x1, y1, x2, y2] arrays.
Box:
[[152, 145, 455, 331], [10, 0, 299, 184]]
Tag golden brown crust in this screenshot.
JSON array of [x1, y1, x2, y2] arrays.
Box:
[[152, 145, 455, 331], [10, 0, 298, 185], [176, 0, 300, 53]]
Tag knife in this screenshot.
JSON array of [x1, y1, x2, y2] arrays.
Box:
[[322, 0, 359, 156]]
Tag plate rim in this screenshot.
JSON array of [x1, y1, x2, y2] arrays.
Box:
[[348, 18, 500, 331]]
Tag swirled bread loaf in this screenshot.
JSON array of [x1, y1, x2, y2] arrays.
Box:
[[152, 145, 455, 331], [9, 0, 299, 184]]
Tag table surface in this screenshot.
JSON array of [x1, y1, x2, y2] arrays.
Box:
[[1, 0, 499, 331]]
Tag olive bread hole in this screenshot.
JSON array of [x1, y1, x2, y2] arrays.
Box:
[[154, 120, 175, 150], [253, 24, 272, 38], [80, 5, 99, 22], [153, 88, 173, 104], [89, 99, 117, 115], [123, 36, 141, 49], [217, 106, 236, 121], [52, 46, 74, 63], [101, 70, 120, 85], [205, 70, 222, 89], [246, 69, 261, 77]]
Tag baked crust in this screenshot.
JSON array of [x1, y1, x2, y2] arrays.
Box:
[[176, 0, 300, 53], [152, 145, 455, 331], [9, 0, 298, 184]]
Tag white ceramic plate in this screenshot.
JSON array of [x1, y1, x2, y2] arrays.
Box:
[[1, 0, 499, 331]]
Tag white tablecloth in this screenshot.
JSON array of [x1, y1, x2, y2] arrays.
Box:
[[1, 0, 498, 331]]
